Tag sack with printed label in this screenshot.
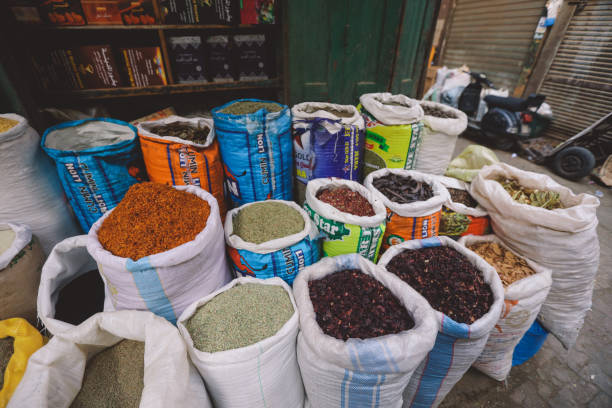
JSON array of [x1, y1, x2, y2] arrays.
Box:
[[304, 178, 386, 262], [365, 169, 449, 251], [292, 102, 365, 204], [42, 118, 144, 231], [212, 99, 292, 206], [436, 176, 490, 238], [378, 237, 504, 408], [470, 163, 599, 349], [225, 200, 320, 285], [459, 234, 552, 381], [357, 93, 423, 178], [0, 113, 80, 254], [137, 115, 226, 217], [293, 254, 438, 408]]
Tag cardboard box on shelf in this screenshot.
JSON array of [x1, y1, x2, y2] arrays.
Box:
[[69, 45, 123, 88], [9, 1, 43, 24], [31, 49, 79, 90], [205, 35, 233, 83], [159, 0, 238, 25], [39, 0, 86, 25], [119, 0, 155, 25], [81, 1, 123, 24], [240, 0, 275, 24], [233, 34, 271, 81], [122, 47, 168, 87], [168, 36, 207, 84]]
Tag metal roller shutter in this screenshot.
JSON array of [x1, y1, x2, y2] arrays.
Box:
[[539, 0, 612, 142], [441, 0, 547, 90]]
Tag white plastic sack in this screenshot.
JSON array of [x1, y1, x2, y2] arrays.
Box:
[[87, 185, 232, 324], [459, 234, 552, 381], [436, 176, 487, 217], [178, 276, 304, 408], [470, 163, 600, 349], [8, 310, 212, 408], [293, 254, 438, 408], [415, 102, 467, 175], [359, 93, 424, 125], [378, 237, 504, 408], [423, 68, 471, 103], [0, 114, 80, 254], [292, 102, 365, 127]]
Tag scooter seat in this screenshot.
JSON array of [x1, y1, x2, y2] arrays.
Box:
[[484, 95, 528, 112]]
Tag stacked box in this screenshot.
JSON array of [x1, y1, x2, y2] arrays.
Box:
[[233, 34, 271, 80], [122, 47, 168, 87], [39, 0, 86, 25], [9, 1, 42, 24], [168, 36, 207, 84], [240, 0, 275, 24], [159, 0, 238, 25], [81, 1, 123, 24], [206, 35, 233, 82], [119, 0, 155, 25]]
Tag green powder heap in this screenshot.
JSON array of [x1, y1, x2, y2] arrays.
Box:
[[186, 283, 294, 353], [219, 101, 282, 115], [70, 339, 145, 408], [0, 337, 14, 389], [233, 202, 305, 244]]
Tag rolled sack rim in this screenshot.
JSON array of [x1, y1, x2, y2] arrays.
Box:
[[137, 115, 216, 149]]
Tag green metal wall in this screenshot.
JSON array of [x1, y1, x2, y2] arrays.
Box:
[[287, 0, 438, 105]]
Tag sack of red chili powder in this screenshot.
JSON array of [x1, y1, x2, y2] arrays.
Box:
[[378, 237, 504, 408], [458, 234, 552, 381], [303, 178, 387, 262], [137, 115, 226, 217], [471, 163, 599, 349], [292, 254, 438, 408], [365, 169, 449, 250]]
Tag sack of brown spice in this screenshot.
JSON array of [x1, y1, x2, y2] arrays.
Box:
[[378, 236, 504, 408], [471, 163, 599, 349], [87, 183, 231, 324], [8, 311, 211, 408], [178, 277, 303, 408], [303, 178, 387, 262], [459, 234, 552, 381], [365, 169, 449, 249], [292, 254, 437, 408], [225, 200, 320, 285]]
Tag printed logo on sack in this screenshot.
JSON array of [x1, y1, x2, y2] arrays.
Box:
[[303, 204, 350, 240], [386, 234, 404, 246], [281, 248, 305, 275], [223, 163, 245, 199], [179, 148, 200, 186], [228, 247, 268, 277]]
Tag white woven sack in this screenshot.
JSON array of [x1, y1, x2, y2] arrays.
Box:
[[414, 102, 467, 175], [293, 254, 438, 408], [292, 102, 365, 128], [435, 176, 488, 217], [459, 234, 552, 381], [8, 310, 212, 408], [87, 185, 232, 324], [137, 115, 215, 148], [470, 163, 599, 349], [359, 93, 424, 125], [177, 276, 304, 408], [378, 237, 504, 408], [0, 114, 80, 254]]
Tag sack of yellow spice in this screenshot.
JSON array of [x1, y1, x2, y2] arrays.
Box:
[[459, 234, 552, 381]]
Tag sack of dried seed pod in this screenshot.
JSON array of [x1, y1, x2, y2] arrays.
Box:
[[365, 169, 449, 250], [9, 311, 212, 408], [414, 101, 467, 176], [471, 163, 599, 349], [458, 234, 552, 381], [292, 102, 366, 204], [212, 99, 293, 206], [435, 176, 490, 239], [0, 318, 44, 407], [0, 223, 45, 326], [137, 115, 226, 217], [225, 200, 320, 285], [178, 277, 304, 408], [378, 237, 505, 408], [304, 178, 387, 262], [357, 93, 424, 178], [293, 254, 438, 408]]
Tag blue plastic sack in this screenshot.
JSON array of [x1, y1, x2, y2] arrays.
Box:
[[42, 118, 142, 231], [512, 320, 549, 366], [212, 99, 293, 206]]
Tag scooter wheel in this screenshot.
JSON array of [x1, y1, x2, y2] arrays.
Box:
[[551, 146, 596, 180]]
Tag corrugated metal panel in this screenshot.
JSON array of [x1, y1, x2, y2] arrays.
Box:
[[442, 0, 547, 90], [540, 0, 612, 142]]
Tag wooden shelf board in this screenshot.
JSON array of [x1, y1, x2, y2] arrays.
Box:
[[29, 24, 277, 31]]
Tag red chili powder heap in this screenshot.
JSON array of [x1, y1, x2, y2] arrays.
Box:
[[316, 186, 375, 217], [97, 182, 211, 260]]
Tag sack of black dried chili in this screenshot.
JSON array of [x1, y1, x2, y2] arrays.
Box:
[[292, 254, 437, 408], [378, 236, 504, 408]]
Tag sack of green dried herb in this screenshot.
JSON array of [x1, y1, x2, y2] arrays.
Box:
[[435, 175, 491, 238], [458, 234, 552, 381], [364, 169, 449, 250], [292, 253, 438, 408], [414, 101, 467, 176], [0, 223, 45, 326], [471, 163, 600, 350], [378, 236, 505, 408], [225, 200, 320, 285], [177, 277, 303, 408], [8, 311, 212, 408], [304, 178, 387, 262]]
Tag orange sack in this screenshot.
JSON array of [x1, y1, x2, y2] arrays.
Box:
[[137, 116, 226, 217]]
